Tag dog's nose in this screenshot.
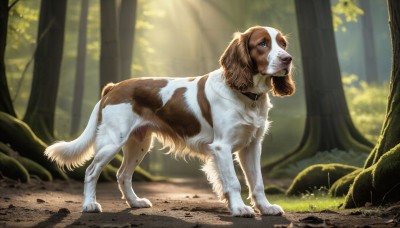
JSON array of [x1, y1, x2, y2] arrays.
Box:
[[279, 55, 292, 64]]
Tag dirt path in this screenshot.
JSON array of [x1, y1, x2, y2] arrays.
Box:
[[0, 178, 397, 227]]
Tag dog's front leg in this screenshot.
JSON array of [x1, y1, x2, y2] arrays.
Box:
[[204, 144, 255, 217], [237, 141, 284, 216]]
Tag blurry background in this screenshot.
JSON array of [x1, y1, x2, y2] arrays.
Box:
[[5, 0, 390, 178]]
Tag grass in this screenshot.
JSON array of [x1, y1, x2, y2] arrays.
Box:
[[267, 195, 345, 212], [242, 192, 345, 212]]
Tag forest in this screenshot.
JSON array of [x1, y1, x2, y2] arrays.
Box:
[[1, 0, 399, 227]]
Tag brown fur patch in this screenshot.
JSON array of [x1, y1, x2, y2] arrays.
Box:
[[99, 78, 168, 122], [197, 75, 213, 127], [220, 26, 278, 91], [275, 32, 288, 50], [101, 83, 116, 97], [248, 27, 272, 75], [271, 76, 295, 96], [99, 79, 201, 138], [156, 87, 201, 137], [219, 30, 255, 91]]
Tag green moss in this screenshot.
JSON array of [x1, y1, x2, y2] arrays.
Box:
[[372, 143, 400, 204], [16, 156, 53, 181], [0, 112, 67, 180], [329, 169, 361, 197], [344, 143, 400, 208], [343, 167, 374, 208], [286, 163, 358, 196], [0, 142, 14, 155], [0, 152, 30, 182]]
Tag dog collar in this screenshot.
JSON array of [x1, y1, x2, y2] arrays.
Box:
[[241, 92, 263, 101]]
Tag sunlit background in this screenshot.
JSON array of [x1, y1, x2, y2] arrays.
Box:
[[5, 0, 390, 177]]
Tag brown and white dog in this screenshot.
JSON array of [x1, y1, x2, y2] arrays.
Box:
[[45, 26, 295, 217]]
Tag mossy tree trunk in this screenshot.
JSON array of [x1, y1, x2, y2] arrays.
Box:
[[364, 0, 400, 168], [23, 0, 67, 143], [344, 0, 400, 208], [0, 0, 17, 117], [265, 0, 372, 173], [0, 112, 68, 180]]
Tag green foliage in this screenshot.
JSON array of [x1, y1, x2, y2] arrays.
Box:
[[332, 0, 364, 32], [287, 163, 359, 196], [8, 1, 39, 48], [6, 0, 40, 117], [342, 74, 388, 143]]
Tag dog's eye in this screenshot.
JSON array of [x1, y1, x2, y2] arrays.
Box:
[[282, 41, 287, 48], [258, 40, 267, 48]]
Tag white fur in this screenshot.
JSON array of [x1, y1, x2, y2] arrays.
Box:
[[44, 101, 100, 170], [45, 27, 288, 217]]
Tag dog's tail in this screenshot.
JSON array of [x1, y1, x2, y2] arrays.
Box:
[[45, 101, 101, 170]]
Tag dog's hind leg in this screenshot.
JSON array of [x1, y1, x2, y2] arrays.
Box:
[[82, 103, 134, 213], [117, 127, 153, 208], [82, 141, 121, 212]]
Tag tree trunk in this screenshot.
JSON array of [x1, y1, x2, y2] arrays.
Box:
[[23, 0, 67, 143], [118, 0, 137, 80], [0, 0, 17, 117], [70, 0, 89, 136], [265, 0, 372, 173], [363, 0, 400, 169], [0, 112, 68, 180], [100, 0, 121, 92], [360, 0, 379, 84], [343, 0, 400, 208]]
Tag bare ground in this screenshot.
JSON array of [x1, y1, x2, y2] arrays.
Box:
[[0, 177, 399, 228]]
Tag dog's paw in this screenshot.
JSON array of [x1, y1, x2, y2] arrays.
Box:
[[82, 202, 102, 213], [258, 204, 284, 216], [231, 205, 255, 217], [127, 197, 153, 208]]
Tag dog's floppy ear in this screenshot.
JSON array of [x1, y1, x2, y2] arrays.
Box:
[[219, 32, 254, 91], [271, 75, 295, 96]]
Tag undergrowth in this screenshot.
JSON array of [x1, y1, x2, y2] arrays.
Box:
[[342, 74, 388, 143]]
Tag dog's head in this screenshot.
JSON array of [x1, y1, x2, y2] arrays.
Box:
[[219, 26, 295, 96]]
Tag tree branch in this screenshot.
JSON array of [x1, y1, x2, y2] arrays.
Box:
[[8, 0, 20, 11]]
